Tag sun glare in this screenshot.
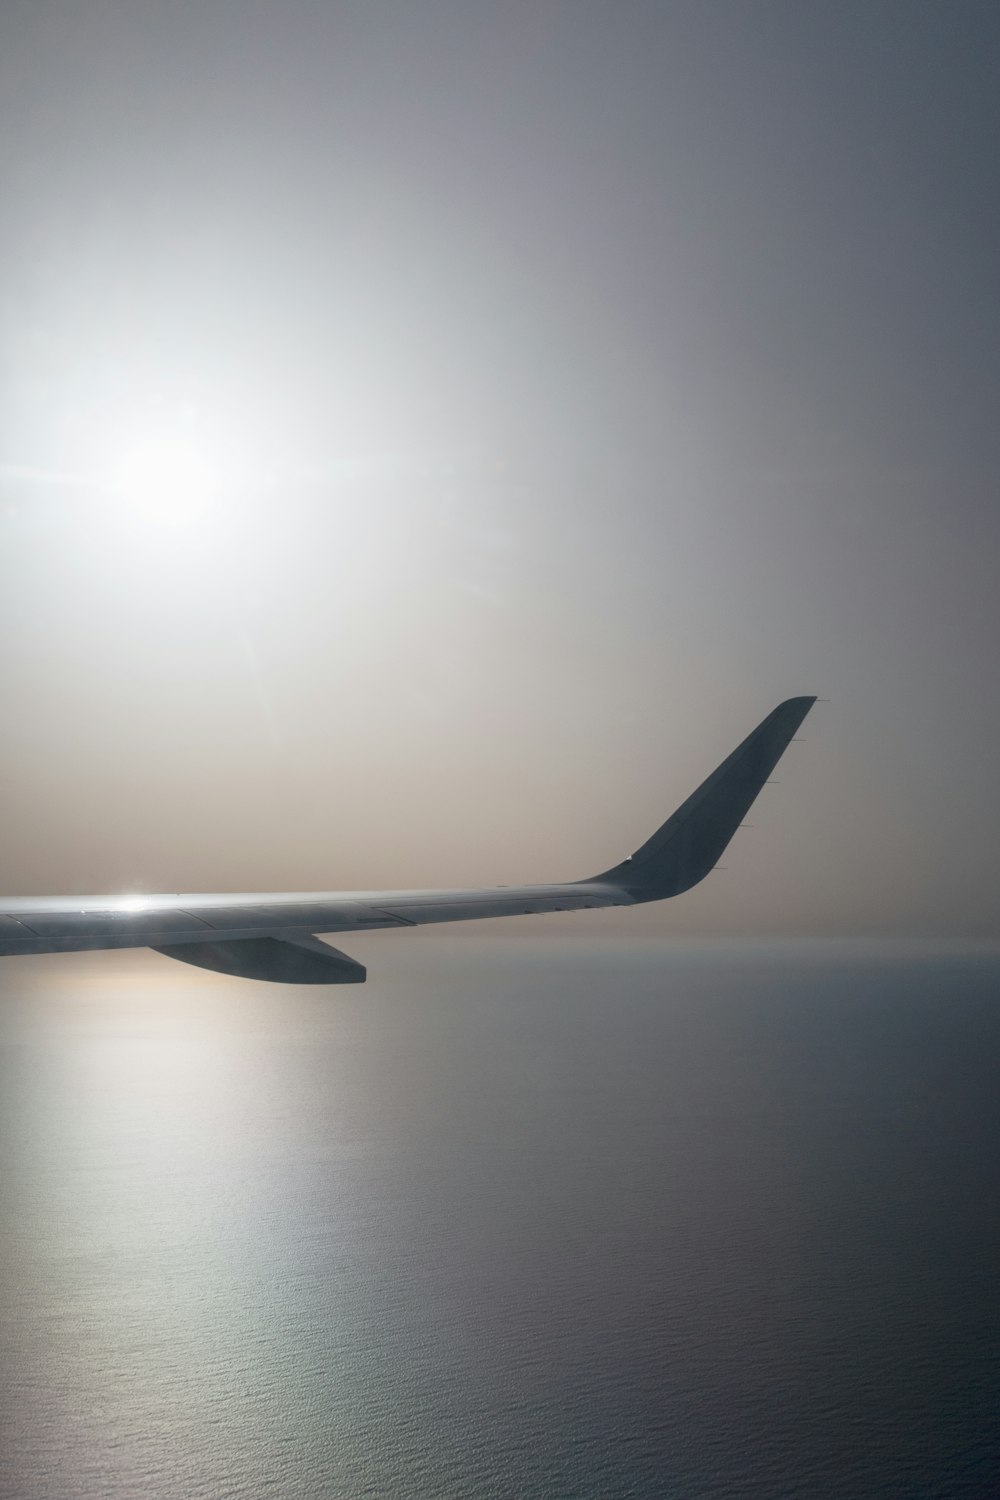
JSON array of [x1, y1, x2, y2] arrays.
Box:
[[112, 896, 152, 912], [110, 434, 222, 522]]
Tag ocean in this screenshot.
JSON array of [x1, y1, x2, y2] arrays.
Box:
[[1, 938, 998, 1498]]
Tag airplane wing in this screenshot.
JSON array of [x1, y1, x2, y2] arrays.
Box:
[[0, 696, 815, 984]]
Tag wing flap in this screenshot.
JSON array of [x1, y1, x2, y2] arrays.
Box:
[[375, 888, 619, 925]]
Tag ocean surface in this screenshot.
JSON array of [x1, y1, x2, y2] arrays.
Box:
[[1, 937, 998, 1499]]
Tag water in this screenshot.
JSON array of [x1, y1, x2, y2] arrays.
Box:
[[1, 938, 998, 1498]]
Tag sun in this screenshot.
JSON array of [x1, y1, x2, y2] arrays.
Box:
[[110, 433, 222, 522]]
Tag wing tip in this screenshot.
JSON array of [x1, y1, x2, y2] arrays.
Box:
[[775, 694, 818, 715]]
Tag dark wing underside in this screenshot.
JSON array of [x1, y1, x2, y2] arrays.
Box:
[[152, 936, 368, 984]]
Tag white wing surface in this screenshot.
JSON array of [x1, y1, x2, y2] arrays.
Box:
[[0, 697, 815, 983]]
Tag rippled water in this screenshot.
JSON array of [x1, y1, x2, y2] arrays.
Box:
[[1, 938, 998, 1498]]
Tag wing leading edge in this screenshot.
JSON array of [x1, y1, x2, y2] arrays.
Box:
[[0, 697, 815, 983]]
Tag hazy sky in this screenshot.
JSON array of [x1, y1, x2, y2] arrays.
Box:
[[1, 2, 998, 938]]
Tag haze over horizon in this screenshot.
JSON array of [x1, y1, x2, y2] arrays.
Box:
[[2, 2, 998, 939]]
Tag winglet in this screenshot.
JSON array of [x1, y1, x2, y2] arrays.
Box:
[[587, 696, 816, 901]]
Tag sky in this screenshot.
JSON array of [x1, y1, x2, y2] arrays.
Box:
[[0, 1, 998, 938]]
